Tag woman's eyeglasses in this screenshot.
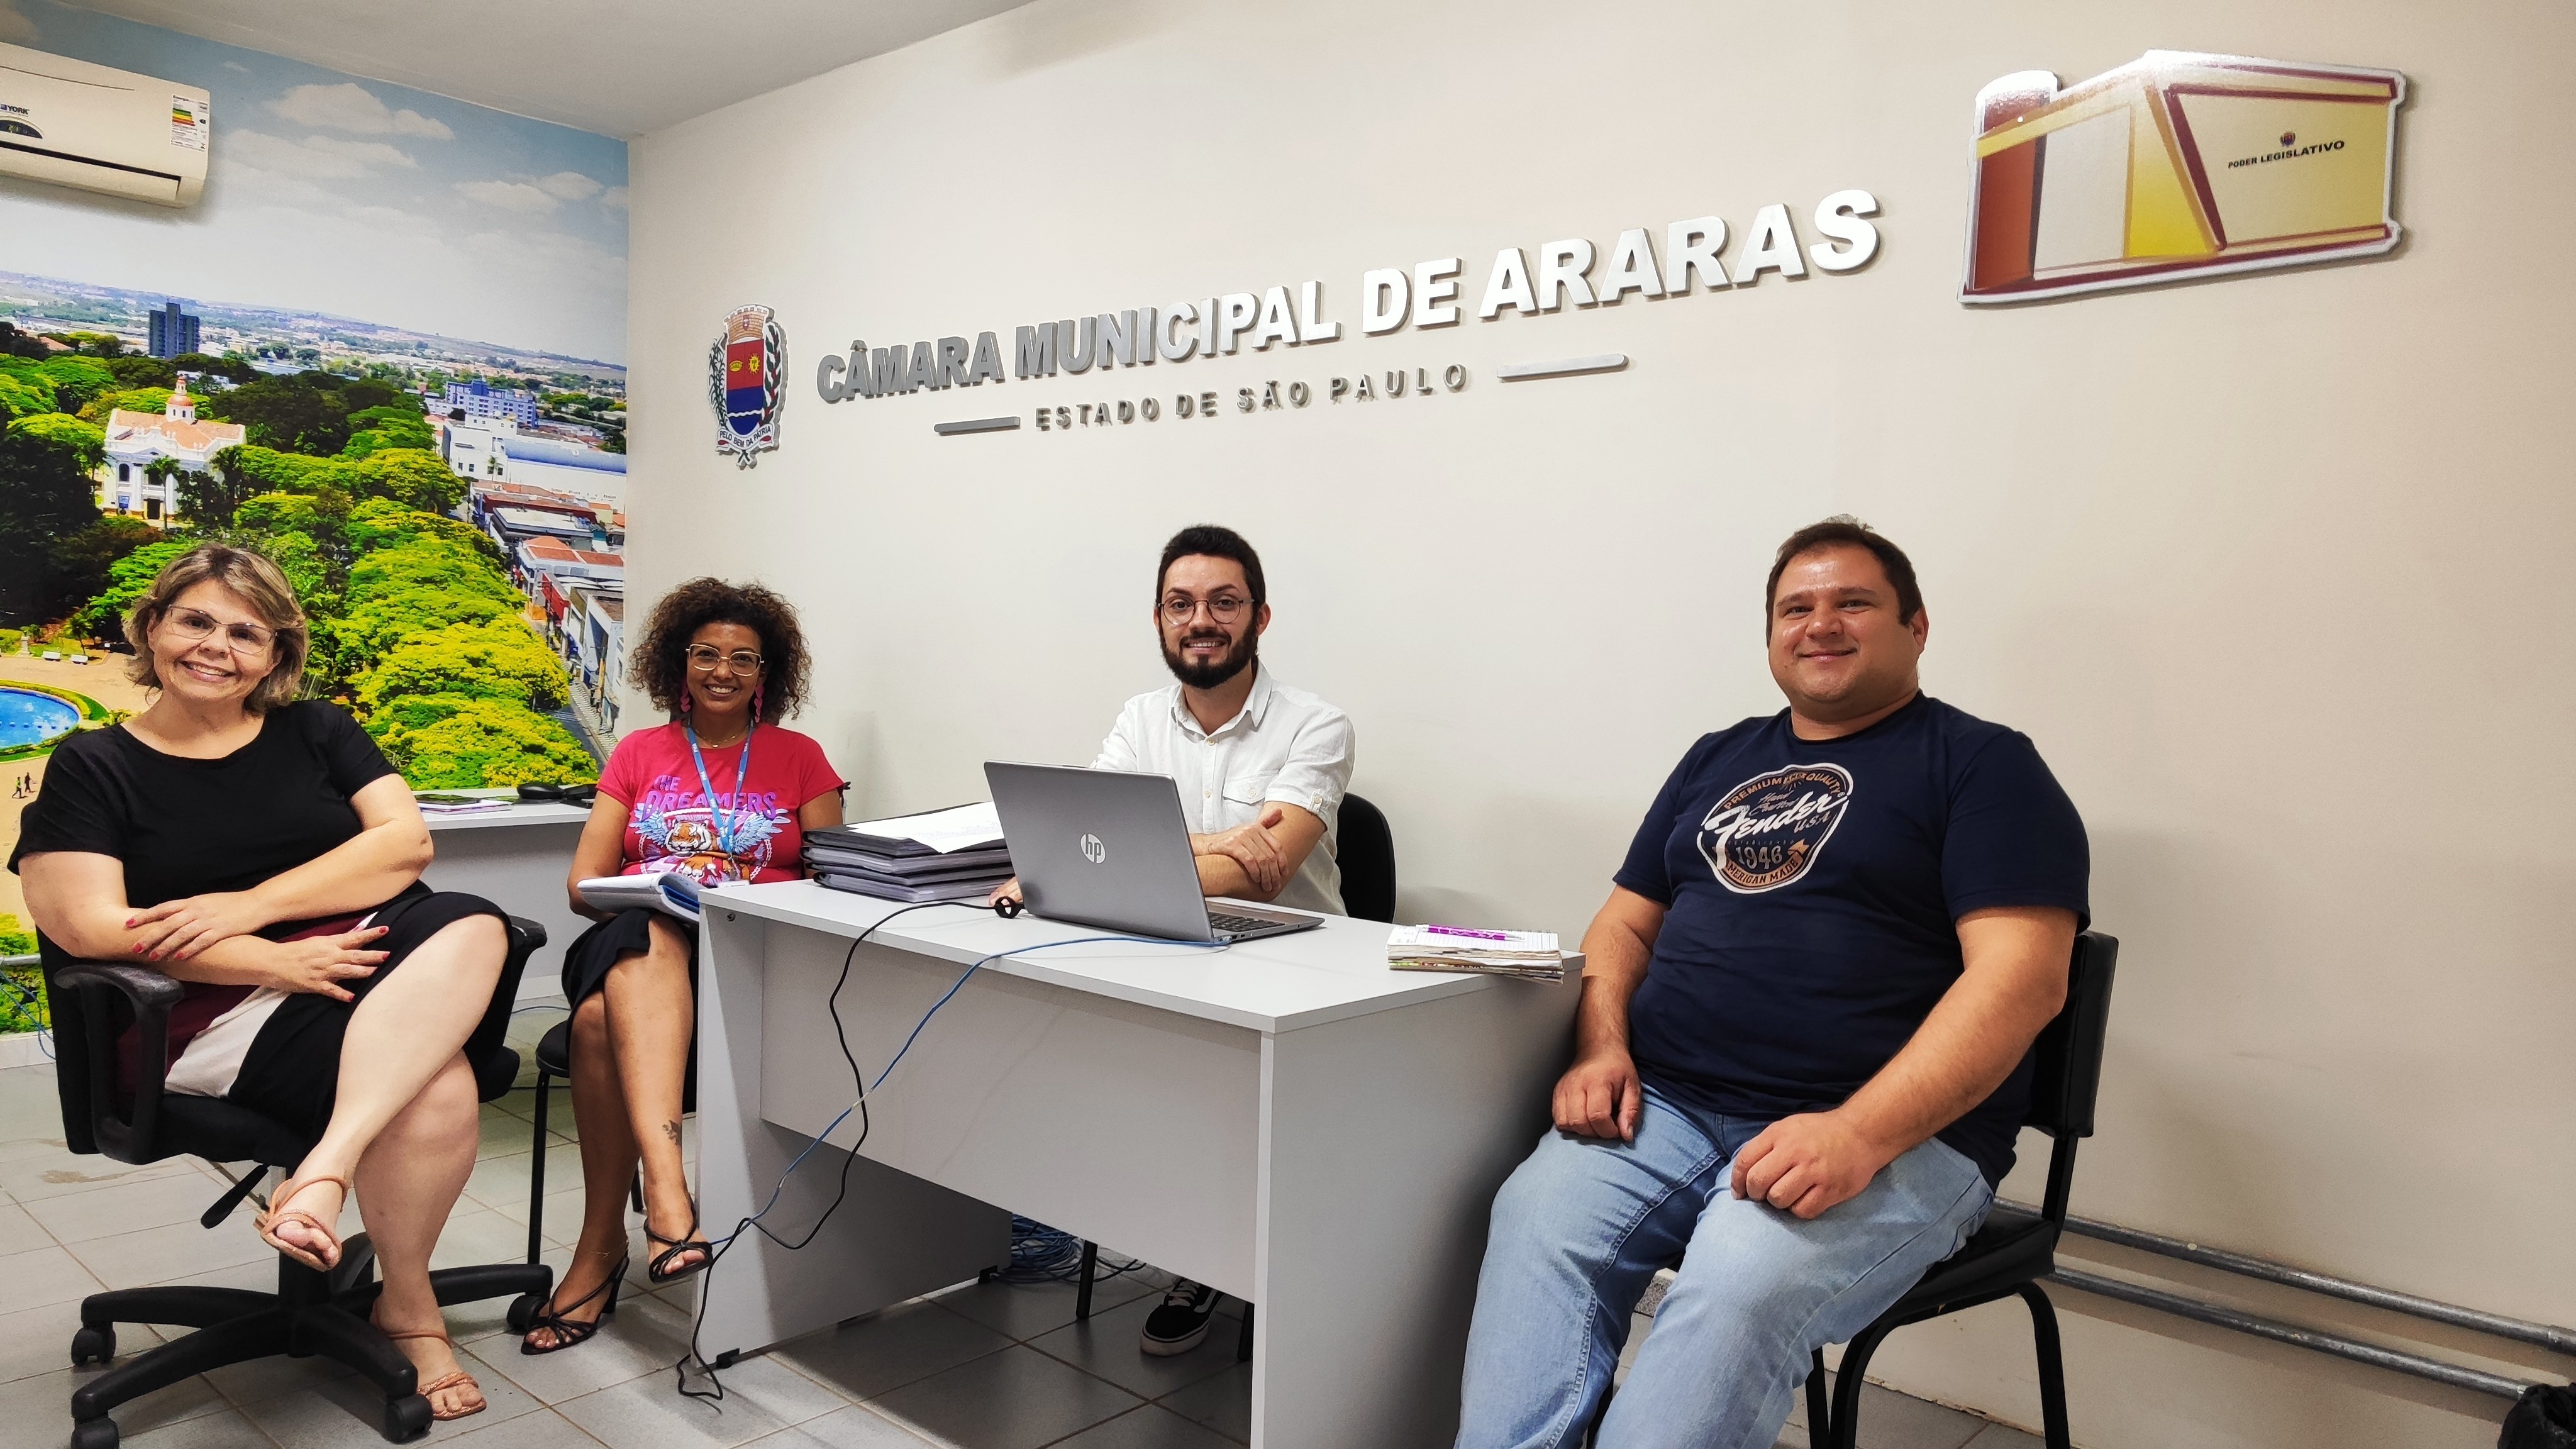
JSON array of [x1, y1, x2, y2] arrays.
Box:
[[161, 607, 276, 654], [687, 645, 765, 673]]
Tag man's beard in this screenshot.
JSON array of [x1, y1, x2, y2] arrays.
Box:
[[1162, 626, 1257, 690]]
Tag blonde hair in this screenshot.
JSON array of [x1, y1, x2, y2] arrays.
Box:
[[123, 545, 312, 712]]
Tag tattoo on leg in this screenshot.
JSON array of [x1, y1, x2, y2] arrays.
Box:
[[661, 1120, 682, 1148]]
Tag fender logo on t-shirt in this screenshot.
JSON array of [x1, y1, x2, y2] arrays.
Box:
[[1697, 763, 1854, 893]]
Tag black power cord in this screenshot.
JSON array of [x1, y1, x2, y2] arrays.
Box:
[[668, 903, 1228, 1400], [674, 897, 982, 1401]]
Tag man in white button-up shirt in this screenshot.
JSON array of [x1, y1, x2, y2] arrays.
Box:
[[1030, 524, 1355, 1356]]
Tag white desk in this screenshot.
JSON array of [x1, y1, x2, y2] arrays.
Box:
[[697, 880, 1580, 1448], [422, 801, 592, 997]]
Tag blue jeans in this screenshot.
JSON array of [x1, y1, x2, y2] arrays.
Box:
[[1455, 1082, 1993, 1449]]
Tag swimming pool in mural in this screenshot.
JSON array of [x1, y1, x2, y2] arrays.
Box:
[[0, 687, 79, 750]]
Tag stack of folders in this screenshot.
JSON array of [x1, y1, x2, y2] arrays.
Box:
[[807, 802, 1014, 904], [1387, 924, 1567, 982], [577, 870, 703, 923]]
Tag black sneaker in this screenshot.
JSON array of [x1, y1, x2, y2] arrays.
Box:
[[1139, 1279, 1220, 1356]]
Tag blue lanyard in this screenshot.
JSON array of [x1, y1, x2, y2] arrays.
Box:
[[684, 720, 756, 858]]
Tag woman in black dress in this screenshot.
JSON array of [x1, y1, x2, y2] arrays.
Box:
[[13, 546, 513, 1423]]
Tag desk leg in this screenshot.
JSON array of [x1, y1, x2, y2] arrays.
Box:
[[696, 910, 1009, 1362], [1252, 975, 1578, 1448]]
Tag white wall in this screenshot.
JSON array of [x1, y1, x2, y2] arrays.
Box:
[[626, 3, 2576, 1445]]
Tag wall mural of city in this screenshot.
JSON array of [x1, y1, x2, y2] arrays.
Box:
[[0, 0, 631, 1007]]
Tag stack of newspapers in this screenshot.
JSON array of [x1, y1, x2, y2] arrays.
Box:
[[1386, 924, 1566, 982], [807, 802, 1013, 903]]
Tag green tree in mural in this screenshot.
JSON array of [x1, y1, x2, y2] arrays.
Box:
[[0, 416, 106, 625], [184, 447, 264, 531], [258, 529, 334, 616], [103, 355, 178, 390], [0, 365, 57, 423], [367, 694, 595, 790], [355, 619, 569, 714], [198, 372, 352, 455], [0, 322, 51, 360], [9, 413, 106, 471], [35, 356, 116, 413], [235, 487, 358, 605], [340, 405, 435, 459], [77, 386, 174, 424], [169, 353, 259, 386], [52, 515, 163, 628], [346, 449, 464, 514], [67, 536, 191, 638]]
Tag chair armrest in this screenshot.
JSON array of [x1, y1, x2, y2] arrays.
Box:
[[54, 961, 185, 1162], [55, 962, 187, 1010]]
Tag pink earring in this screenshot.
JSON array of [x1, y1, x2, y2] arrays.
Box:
[[681, 691, 692, 714], [752, 685, 765, 721]]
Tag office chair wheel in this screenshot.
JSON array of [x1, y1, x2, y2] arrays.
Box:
[[70, 1416, 119, 1449], [70, 1323, 115, 1365], [505, 1291, 548, 1333], [383, 1392, 432, 1442]]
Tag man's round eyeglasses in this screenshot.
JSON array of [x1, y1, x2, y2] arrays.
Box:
[[161, 607, 275, 654], [687, 646, 765, 672], [1160, 594, 1251, 626]]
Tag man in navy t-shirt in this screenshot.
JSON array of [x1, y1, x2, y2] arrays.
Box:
[[1455, 519, 2088, 1449]]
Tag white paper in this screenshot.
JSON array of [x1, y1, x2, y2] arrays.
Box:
[[845, 801, 1006, 853], [577, 870, 702, 922], [1387, 923, 1560, 957]]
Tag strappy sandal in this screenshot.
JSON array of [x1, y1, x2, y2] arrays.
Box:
[[519, 1253, 627, 1355], [255, 1172, 349, 1273], [645, 1214, 713, 1285], [378, 1327, 487, 1421]]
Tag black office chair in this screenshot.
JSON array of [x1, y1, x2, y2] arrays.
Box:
[[46, 919, 558, 1448], [1589, 930, 2118, 1449], [1338, 792, 1397, 923]]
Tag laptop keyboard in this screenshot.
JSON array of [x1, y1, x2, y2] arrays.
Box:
[[1209, 911, 1282, 935]]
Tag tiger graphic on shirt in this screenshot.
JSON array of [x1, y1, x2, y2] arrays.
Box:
[[631, 774, 789, 885]]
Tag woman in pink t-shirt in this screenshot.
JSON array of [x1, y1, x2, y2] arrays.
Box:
[[522, 580, 846, 1353]]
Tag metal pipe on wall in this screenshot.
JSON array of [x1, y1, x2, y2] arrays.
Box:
[[2046, 1268, 2538, 1402], [1998, 1198, 2576, 1357]]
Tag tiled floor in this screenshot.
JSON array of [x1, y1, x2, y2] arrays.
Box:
[[0, 1007, 2038, 1449]]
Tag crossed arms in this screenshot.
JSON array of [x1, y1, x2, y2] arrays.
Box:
[[1557, 886, 2077, 1218], [19, 775, 435, 1002]]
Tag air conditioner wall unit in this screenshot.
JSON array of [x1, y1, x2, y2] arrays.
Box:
[[0, 42, 208, 207]]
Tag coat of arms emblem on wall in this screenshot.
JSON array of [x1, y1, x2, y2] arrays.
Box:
[[709, 304, 786, 467]]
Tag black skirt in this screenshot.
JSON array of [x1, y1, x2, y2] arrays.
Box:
[[225, 890, 514, 1140], [558, 908, 698, 1009], [553, 907, 699, 1112]]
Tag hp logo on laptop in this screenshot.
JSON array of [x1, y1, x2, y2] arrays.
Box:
[[1079, 833, 1106, 864]]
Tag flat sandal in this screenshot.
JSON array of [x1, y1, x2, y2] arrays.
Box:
[[255, 1172, 350, 1273], [378, 1327, 487, 1421]]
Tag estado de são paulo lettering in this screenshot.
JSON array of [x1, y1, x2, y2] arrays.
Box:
[[812, 191, 1879, 404]]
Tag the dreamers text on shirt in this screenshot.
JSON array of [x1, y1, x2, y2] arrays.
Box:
[[631, 774, 788, 884]]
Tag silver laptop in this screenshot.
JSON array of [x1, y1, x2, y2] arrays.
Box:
[[984, 762, 1324, 943]]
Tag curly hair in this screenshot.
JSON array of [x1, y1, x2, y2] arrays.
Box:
[[629, 577, 813, 723]]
